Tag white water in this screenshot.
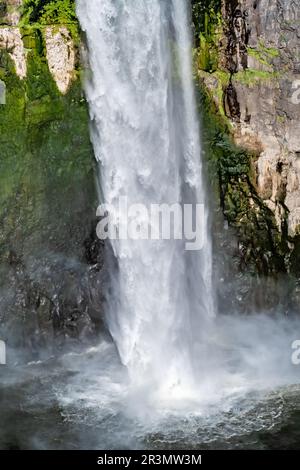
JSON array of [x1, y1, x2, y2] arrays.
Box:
[[76, 1, 300, 419], [77, 0, 215, 400]]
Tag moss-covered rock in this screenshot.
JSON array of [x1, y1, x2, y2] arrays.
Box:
[[0, 4, 104, 359]]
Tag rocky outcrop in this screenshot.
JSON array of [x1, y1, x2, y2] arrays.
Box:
[[45, 26, 75, 94], [0, 27, 26, 78]]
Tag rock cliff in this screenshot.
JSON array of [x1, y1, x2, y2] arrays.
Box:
[[193, 0, 300, 311], [195, 1, 300, 259], [222, 0, 300, 240]]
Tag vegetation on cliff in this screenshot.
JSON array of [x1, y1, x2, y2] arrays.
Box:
[[21, 0, 76, 25]]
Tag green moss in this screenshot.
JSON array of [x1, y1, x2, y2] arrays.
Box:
[[247, 42, 279, 68], [197, 69, 231, 121], [196, 30, 220, 72], [276, 114, 287, 124], [247, 48, 271, 67], [257, 40, 280, 58], [233, 69, 280, 87], [0, 28, 96, 263], [214, 70, 230, 117]]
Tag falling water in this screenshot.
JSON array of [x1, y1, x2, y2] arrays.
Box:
[[77, 0, 215, 400]]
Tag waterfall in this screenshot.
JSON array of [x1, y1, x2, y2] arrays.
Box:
[[77, 0, 215, 400]]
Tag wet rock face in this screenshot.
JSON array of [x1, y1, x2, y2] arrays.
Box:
[[222, 0, 300, 238], [0, 229, 106, 362]]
